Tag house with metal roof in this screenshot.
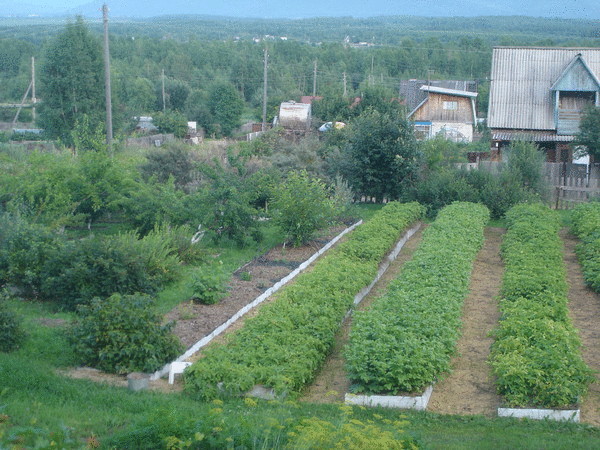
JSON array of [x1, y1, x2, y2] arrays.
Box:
[[488, 47, 600, 162], [400, 79, 478, 143]]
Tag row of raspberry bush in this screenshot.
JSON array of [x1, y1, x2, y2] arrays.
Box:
[[490, 203, 593, 407], [184, 202, 425, 400], [571, 202, 600, 292], [345, 202, 489, 394]]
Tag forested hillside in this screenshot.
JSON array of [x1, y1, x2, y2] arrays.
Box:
[[0, 15, 598, 129]]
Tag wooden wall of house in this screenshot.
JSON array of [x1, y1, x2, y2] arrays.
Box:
[[412, 93, 473, 123]]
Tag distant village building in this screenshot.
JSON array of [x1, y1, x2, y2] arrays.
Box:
[[276, 101, 312, 131], [488, 47, 600, 162], [400, 80, 478, 143]]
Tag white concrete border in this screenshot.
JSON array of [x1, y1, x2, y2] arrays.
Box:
[[344, 385, 434, 410], [352, 223, 421, 309], [150, 220, 363, 381], [498, 408, 580, 422]]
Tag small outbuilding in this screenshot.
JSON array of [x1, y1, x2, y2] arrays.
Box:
[[277, 101, 312, 131]]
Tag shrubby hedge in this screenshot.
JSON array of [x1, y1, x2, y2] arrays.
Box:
[[571, 202, 600, 292], [490, 203, 593, 407], [345, 202, 489, 394], [184, 202, 424, 400]]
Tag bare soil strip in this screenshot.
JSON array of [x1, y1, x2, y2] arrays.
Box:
[[301, 225, 426, 403], [427, 227, 504, 417], [561, 229, 600, 426]]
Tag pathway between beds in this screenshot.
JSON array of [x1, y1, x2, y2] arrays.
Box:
[[561, 229, 600, 427], [301, 225, 426, 403], [427, 227, 504, 417]]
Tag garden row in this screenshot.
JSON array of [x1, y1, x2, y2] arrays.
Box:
[[571, 202, 600, 293], [345, 202, 489, 394], [184, 201, 425, 400], [490, 204, 594, 408]]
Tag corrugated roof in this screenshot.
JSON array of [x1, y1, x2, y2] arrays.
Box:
[[488, 47, 600, 131], [492, 130, 575, 142], [399, 79, 477, 112]]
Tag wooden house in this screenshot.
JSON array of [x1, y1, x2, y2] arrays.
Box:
[[488, 47, 600, 162], [401, 80, 478, 143]]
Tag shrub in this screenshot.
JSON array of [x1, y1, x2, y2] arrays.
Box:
[[70, 293, 182, 374], [0, 213, 63, 297], [139, 143, 196, 189], [41, 231, 180, 310], [271, 170, 338, 246], [190, 264, 228, 304], [0, 291, 26, 352], [571, 202, 600, 292]]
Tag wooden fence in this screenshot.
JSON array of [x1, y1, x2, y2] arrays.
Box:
[[458, 161, 600, 210]]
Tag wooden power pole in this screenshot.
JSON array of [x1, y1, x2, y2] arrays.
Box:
[[162, 69, 166, 112], [312, 60, 317, 97], [102, 4, 113, 149], [262, 46, 268, 132], [31, 57, 36, 122]]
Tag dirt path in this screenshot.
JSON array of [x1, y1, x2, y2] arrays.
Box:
[[561, 229, 600, 426], [301, 225, 426, 403], [427, 227, 504, 417]]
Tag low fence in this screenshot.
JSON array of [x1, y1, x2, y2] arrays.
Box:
[[459, 161, 600, 209]]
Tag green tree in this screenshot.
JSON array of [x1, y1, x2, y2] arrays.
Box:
[[38, 18, 104, 146], [341, 108, 421, 202], [205, 82, 245, 137], [576, 106, 600, 162]]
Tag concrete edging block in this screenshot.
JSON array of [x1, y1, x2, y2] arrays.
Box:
[[344, 385, 434, 410], [498, 407, 580, 422]]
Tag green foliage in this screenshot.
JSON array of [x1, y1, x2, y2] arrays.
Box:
[[0, 212, 63, 297], [570, 201, 600, 292], [200, 164, 262, 247], [190, 264, 228, 304], [202, 82, 245, 137], [419, 135, 468, 172], [345, 202, 489, 393], [38, 17, 104, 146], [139, 142, 196, 189], [152, 110, 188, 138], [340, 108, 421, 202], [504, 141, 549, 198], [70, 293, 182, 374], [40, 231, 180, 310], [71, 114, 107, 153], [0, 291, 26, 352], [575, 106, 600, 161], [184, 202, 424, 400], [490, 203, 594, 407], [271, 170, 338, 246]]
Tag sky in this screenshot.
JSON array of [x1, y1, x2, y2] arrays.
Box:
[[3, 0, 599, 19]]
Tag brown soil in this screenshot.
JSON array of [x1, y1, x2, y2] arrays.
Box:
[[427, 227, 504, 417], [60, 367, 181, 393], [167, 225, 348, 349], [561, 229, 600, 426], [300, 225, 426, 403]]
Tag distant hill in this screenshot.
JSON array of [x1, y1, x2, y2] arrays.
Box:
[[1, 0, 599, 19]]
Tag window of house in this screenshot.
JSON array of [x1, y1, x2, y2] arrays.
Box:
[[443, 101, 458, 110], [414, 124, 431, 140]]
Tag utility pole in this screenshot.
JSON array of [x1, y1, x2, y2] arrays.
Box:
[[262, 46, 268, 132], [312, 60, 318, 97], [31, 57, 36, 122], [161, 69, 166, 112], [343, 71, 347, 97], [102, 4, 113, 149]]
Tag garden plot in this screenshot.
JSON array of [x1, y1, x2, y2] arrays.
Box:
[[345, 202, 489, 407], [183, 202, 425, 400]]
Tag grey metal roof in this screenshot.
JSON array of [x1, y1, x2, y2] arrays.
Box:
[[488, 47, 600, 131], [492, 130, 575, 142]]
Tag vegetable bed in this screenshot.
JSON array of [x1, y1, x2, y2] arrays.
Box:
[[184, 202, 424, 400], [570, 202, 600, 293], [490, 203, 594, 408], [345, 202, 489, 394]]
